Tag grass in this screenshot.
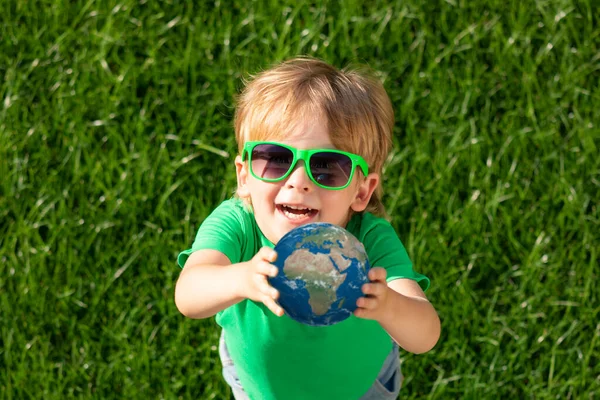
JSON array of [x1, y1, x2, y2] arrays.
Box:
[[1, 0, 599, 398]]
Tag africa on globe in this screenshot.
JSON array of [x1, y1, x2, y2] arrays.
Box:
[[269, 223, 371, 326]]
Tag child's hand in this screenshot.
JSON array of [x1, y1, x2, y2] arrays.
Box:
[[354, 267, 390, 322], [238, 247, 284, 317]]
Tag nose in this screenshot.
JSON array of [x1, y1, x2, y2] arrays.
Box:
[[284, 161, 313, 192]]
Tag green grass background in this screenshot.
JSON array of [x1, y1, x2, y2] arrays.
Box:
[[1, 0, 599, 398]]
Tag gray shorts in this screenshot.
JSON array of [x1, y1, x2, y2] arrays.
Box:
[[219, 331, 403, 400]]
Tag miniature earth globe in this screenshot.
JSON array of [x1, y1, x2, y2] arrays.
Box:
[[269, 222, 371, 326]]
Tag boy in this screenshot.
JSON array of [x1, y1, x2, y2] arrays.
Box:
[[175, 57, 440, 400]]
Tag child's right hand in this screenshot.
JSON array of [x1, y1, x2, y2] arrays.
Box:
[[237, 247, 284, 317]]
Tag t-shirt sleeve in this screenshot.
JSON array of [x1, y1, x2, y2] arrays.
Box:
[[361, 217, 430, 292], [177, 200, 247, 268]]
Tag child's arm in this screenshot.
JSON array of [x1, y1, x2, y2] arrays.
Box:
[[354, 268, 441, 354], [175, 247, 284, 319]]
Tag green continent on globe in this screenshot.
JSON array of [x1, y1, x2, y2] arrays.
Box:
[[284, 248, 349, 315]]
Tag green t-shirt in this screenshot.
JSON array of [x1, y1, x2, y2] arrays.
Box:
[[178, 198, 429, 400]]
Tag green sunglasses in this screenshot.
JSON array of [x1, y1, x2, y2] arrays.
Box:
[[241, 141, 369, 190]]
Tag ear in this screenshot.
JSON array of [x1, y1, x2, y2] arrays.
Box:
[[235, 155, 251, 199], [351, 173, 379, 212]]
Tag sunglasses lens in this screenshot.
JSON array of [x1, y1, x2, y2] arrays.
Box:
[[251, 144, 294, 180], [309, 152, 353, 188]]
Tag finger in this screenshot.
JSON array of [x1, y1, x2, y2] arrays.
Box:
[[356, 296, 378, 310], [257, 261, 279, 278], [257, 247, 278, 263], [368, 267, 387, 282], [353, 307, 370, 319], [361, 282, 386, 297], [368, 267, 386, 281], [257, 278, 279, 299], [262, 295, 284, 317]]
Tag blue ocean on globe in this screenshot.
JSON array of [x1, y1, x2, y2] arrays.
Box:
[[269, 222, 371, 326]]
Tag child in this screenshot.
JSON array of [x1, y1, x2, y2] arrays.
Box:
[[175, 57, 441, 400]]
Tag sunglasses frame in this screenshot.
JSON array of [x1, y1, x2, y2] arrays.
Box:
[[241, 141, 369, 190]]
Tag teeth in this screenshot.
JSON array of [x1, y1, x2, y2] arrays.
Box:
[[282, 209, 310, 219], [285, 205, 310, 211], [279, 204, 315, 220]]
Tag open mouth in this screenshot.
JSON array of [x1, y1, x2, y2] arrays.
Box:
[[277, 204, 318, 220]]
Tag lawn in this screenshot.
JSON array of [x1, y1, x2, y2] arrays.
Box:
[[1, 0, 598, 398]]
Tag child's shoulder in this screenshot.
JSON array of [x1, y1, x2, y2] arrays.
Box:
[[347, 211, 395, 241], [349, 211, 392, 230], [213, 197, 252, 216], [208, 198, 257, 230]]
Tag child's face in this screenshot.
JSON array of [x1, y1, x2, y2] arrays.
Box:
[[235, 116, 379, 245]]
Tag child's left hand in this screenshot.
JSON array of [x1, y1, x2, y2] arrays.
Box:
[[354, 267, 390, 322]]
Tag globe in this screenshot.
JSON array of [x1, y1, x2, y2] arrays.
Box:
[[269, 222, 371, 326]]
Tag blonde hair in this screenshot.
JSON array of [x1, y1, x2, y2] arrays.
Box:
[[234, 57, 394, 217]]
